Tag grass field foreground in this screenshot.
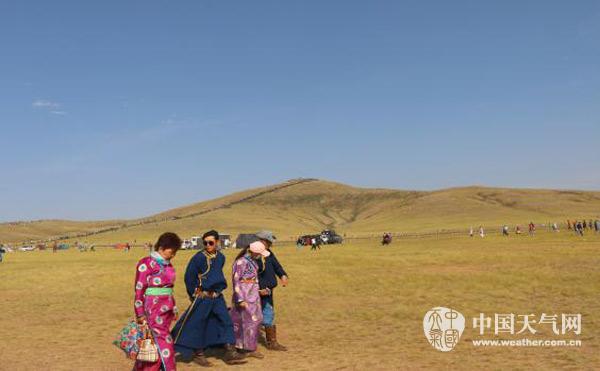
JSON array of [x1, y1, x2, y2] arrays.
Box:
[[1, 232, 599, 370]]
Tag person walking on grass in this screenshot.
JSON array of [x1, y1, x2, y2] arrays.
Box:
[[230, 241, 270, 359], [133, 232, 182, 371], [479, 226, 485, 238], [310, 237, 321, 251], [528, 222, 535, 236], [255, 230, 289, 351], [576, 221, 584, 236], [171, 230, 246, 367], [0, 245, 5, 263]]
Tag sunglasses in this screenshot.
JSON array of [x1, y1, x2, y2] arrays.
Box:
[[203, 240, 216, 246]]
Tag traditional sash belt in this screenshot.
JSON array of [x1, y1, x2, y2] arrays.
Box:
[[198, 291, 221, 299], [145, 287, 173, 296], [240, 278, 257, 284]]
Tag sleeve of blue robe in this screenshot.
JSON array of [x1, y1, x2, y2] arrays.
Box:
[[184, 252, 206, 300]]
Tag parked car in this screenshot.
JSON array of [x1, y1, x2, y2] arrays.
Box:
[[181, 239, 193, 250], [297, 234, 322, 246], [191, 236, 202, 249], [320, 230, 343, 244]]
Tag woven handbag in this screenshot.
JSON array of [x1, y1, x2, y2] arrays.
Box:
[[136, 328, 159, 363], [113, 320, 144, 360]]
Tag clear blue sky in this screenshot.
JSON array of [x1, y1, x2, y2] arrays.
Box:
[[1, 0, 599, 221]]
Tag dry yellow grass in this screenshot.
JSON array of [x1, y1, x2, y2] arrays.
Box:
[[1, 231, 598, 370], [0, 181, 600, 244], [2, 180, 599, 245]]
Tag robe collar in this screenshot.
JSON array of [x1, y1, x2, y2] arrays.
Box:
[[203, 250, 217, 260], [150, 251, 170, 266]]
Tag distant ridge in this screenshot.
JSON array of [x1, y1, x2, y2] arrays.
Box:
[[1, 179, 599, 244]]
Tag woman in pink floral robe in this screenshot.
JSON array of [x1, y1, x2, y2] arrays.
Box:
[[230, 241, 270, 357], [133, 233, 182, 371]]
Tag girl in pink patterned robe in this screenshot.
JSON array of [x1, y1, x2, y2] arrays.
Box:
[[133, 233, 182, 371], [230, 241, 270, 358]]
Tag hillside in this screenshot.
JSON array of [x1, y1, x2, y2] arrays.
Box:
[[1, 179, 599, 244], [0, 220, 124, 244]]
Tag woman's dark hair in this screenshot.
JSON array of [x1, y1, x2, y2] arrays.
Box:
[[235, 246, 250, 261], [154, 232, 182, 252], [202, 230, 220, 241]]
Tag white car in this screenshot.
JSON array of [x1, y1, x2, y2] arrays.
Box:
[[19, 246, 36, 252], [181, 240, 192, 250]]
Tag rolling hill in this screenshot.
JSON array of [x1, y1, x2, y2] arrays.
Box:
[[1, 178, 600, 244]]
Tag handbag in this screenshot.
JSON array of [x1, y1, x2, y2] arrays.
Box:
[[136, 327, 159, 363], [113, 320, 144, 360]]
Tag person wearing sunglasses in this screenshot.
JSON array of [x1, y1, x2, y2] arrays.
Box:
[[172, 230, 246, 367]]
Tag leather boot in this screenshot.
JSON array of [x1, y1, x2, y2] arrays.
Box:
[[239, 349, 265, 359], [192, 351, 213, 367], [265, 325, 287, 351], [223, 344, 247, 365]]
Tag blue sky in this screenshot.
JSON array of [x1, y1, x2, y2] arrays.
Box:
[[1, 0, 599, 221]]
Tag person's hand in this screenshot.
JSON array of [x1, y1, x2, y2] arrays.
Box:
[[237, 301, 248, 309], [136, 316, 147, 326], [259, 289, 270, 296], [281, 275, 289, 287]]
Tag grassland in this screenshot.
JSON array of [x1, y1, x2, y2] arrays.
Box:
[[1, 231, 598, 370], [3, 180, 599, 246]]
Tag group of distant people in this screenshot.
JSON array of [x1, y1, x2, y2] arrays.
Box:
[[131, 229, 289, 370], [75, 241, 95, 252], [470, 219, 599, 238], [567, 219, 600, 236], [295, 236, 321, 251], [469, 226, 487, 238]]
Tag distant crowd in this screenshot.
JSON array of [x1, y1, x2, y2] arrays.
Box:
[[469, 219, 600, 238]]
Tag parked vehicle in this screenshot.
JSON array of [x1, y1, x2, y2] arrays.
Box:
[[297, 234, 322, 246], [235, 234, 259, 249], [320, 230, 343, 244], [191, 236, 202, 249], [181, 239, 193, 250], [219, 234, 231, 250]]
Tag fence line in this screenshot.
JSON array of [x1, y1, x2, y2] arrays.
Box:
[[36, 178, 318, 244]]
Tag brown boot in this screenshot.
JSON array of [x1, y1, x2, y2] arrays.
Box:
[[265, 325, 288, 351], [192, 351, 213, 367], [241, 349, 265, 359], [223, 344, 247, 365]]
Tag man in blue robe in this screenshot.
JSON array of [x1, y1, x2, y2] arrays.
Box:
[[172, 230, 246, 366]]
